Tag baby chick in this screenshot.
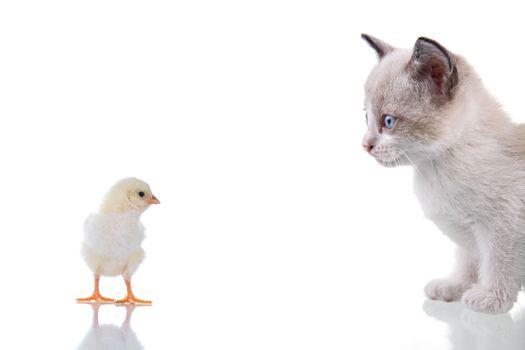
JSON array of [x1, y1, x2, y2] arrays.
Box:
[[77, 177, 160, 304]]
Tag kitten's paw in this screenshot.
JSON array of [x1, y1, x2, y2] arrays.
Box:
[[462, 285, 516, 314], [424, 278, 467, 302]]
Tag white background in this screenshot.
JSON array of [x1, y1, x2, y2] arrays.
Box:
[[1, 1, 525, 349]]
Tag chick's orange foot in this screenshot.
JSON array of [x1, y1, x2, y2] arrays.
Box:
[[115, 295, 152, 305], [76, 293, 115, 304]]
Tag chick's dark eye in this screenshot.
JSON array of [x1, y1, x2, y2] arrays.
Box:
[[138, 191, 145, 197]]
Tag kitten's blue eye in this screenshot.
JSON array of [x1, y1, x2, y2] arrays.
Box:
[[383, 115, 397, 129]]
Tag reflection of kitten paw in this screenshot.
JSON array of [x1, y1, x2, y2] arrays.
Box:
[[460, 308, 513, 336], [424, 278, 467, 302], [462, 285, 515, 314]]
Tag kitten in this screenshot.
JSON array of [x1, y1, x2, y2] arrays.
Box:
[[361, 34, 525, 313]]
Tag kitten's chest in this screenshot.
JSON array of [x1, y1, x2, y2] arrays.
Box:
[[413, 167, 476, 222]]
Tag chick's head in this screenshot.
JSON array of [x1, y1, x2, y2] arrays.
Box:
[[100, 177, 160, 214]]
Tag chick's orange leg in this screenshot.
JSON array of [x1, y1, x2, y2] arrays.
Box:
[[115, 276, 152, 305], [76, 275, 115, 303]]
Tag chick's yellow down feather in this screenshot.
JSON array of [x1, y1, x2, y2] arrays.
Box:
[[77, 177, 160, 305]]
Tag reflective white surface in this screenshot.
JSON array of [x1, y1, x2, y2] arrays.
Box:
[[2, 0, 525, 349], [424, 300, 525, 350], [77, 305, 144, 350], [4, 283, 525, 349]]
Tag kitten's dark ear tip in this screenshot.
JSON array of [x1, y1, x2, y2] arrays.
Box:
[[415, 37, 452, 55], [361, 33, 375, 46], [361, 34, 393, 60], [416, 36, 431, 42]]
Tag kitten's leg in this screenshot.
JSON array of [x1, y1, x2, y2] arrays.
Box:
[[425, 247, 478, 302], [462, 228, 520, 314], [424, 219, 478, 302]]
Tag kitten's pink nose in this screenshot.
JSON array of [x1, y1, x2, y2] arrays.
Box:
[[363, 141, 374, 153], [362, 133, 377, 154]]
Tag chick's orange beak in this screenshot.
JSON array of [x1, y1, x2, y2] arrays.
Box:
[[147, 195, 160, 205]]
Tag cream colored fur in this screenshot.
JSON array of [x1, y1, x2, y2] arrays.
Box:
[[81, 177, 157, 279], [362, 35, 525, 313], [82, 212, 145, 276]]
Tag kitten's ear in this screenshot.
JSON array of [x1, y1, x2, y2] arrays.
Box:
[[410, 37, 458, 97], [361, 34, 394, 60]]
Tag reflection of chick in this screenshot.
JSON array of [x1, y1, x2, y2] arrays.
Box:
[[77, 178, 160, 304], [77, 304, 144, 350]]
